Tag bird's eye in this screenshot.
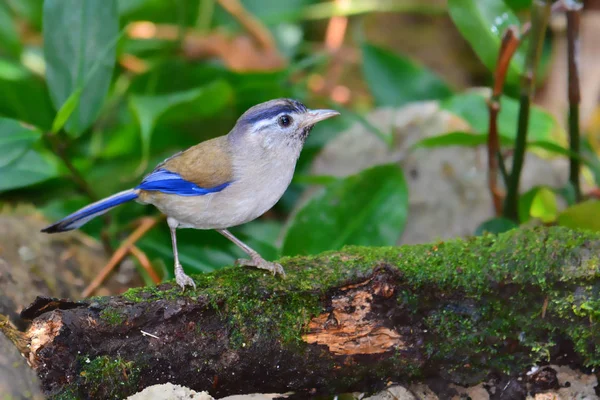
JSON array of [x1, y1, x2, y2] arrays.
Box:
[[278, 114, 292, 128]]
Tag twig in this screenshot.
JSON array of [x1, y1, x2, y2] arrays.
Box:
[[503, 0, 552, 222], [130, 245, 162, 284], [488, 26, 521, 216], [217, 0, 276, 51], [566, 0, 583, 202], [43, 132, 98, 202], [140, 330, 160, 339], [541, 296, 549, 319], [324, 0, 349, 52], [82, 217, 160, 297]]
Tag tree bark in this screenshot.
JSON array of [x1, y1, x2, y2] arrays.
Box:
[[18, 226, 600, 399]]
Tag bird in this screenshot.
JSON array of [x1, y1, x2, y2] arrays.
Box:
[[41, 98, 340, 290]]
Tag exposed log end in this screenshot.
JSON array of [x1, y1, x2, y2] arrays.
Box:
[[20, 226, 600, 399]]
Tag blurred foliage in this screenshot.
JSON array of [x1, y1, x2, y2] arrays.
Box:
[[0, 0, 597, 286]]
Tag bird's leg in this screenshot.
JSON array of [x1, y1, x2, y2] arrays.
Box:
[[168, 220, 196, 290], [217, 229, 286, 277]]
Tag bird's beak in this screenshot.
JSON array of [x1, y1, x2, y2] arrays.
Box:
[[302, 109, 340, 127]]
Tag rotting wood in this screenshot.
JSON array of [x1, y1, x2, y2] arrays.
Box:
[[10, 226, 600, 399]]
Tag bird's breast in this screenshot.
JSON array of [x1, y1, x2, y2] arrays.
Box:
[[140, 149, 297, 230]]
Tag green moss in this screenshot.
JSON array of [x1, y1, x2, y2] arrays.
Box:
[[99, 307, 125, 326], [54, 356, 140, 399], [103, 227, 600, 373], [50, 387, 78, 400], [50, 356, 139, 399]]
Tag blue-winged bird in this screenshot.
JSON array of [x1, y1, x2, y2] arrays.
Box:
[[42, 99, 340, 290]]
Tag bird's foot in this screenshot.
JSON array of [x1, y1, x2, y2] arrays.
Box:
[[175, 263, 197, 290], [235, 256, 286, 277]]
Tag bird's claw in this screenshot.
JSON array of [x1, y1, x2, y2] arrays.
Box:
[[175, 264, 197, 291], [235, 257, 286, 277]]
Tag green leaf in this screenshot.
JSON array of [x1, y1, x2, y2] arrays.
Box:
[[530, 187, 558, 223], [0, 2, 21, 57], [411, 131, 512, 150], [557, 200, 600, 232], [475, 217, 518, 235], [51, 88, 82, 134], [118, 0, 149, 15], [0, 118, 41, 168], [6, 0, 43, 30], [518, 187, 536, 224], [43, 0, 119, 136], [361, 43, 452, 107], [503, 0, 533, 12], [441, 92, 563, 143], [214, 0, 311, 26], [129, 80, 233, 165], [448, 0, 526, 85], [0, 59, 54, 129], [526, 140, 593, 168], [292, 174, 340, 186], [0, 149, 60, 192], [519, 186, 558, 224], [282, 164, 408, 256]]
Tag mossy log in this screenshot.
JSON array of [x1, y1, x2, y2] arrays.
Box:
[[21, 226, 600, 399]]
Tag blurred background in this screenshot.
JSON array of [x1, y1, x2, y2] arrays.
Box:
[[1, 0, 600, 303]]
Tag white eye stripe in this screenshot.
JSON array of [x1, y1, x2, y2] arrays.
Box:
[[250, 113, 295, 133]]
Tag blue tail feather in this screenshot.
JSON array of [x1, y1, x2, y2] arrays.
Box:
[[41, 189, 139, 233]]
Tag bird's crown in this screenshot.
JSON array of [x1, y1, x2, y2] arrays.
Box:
[[237, 98, 308, 125]]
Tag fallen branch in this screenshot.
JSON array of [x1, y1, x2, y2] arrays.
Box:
[[21, 226, 599, 399]]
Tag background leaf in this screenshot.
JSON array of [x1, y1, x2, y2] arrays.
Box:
[[475, 217, 518, 235], [504, 0, 533, 12], [0, 2, 21, 58], [529, 187, 558, 223], [0, 59, 54, 129], [441, 92, 564, 144], [129, 80, 233, 166], [43, 0, 119, 136], [282, 164, 408, 256], [448, 0, 526, 86], [362, 43, 452, 107], [557, 200, 600, 232], [0, 118, 41, 167], [0, 149, 61, 192], [411, 131, 512, 150], [51, 88, 82, 134]]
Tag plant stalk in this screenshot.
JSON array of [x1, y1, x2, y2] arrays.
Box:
[[566, 1, 583, 202], [503, 0, 552, 222], [488, 26, 520, 216]]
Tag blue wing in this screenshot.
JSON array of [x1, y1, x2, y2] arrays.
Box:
[[136, 168, 231, 196]]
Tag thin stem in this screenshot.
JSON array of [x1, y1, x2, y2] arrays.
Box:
[[217, 0, 276, 50], [497, 150, 509, 185], [503, 0, 552, 222], [487, 26, 521, 216], [43, 132, 98, 202], [566, 1, 583, 202]]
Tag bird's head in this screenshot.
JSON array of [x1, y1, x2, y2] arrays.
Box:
[[232, 98, 339, 150]]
